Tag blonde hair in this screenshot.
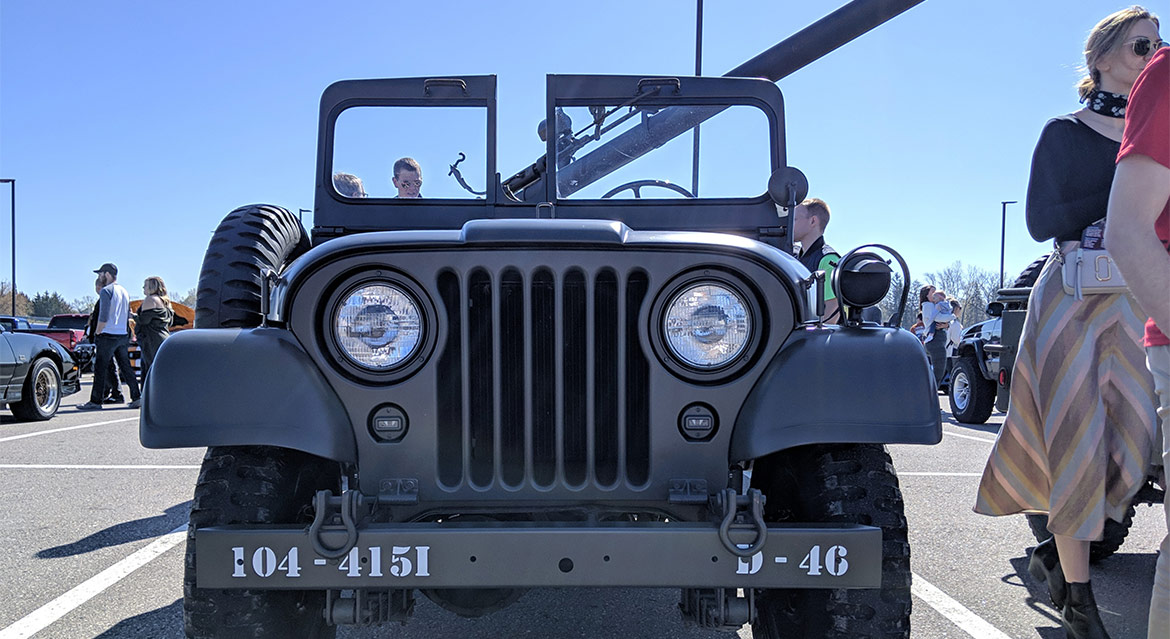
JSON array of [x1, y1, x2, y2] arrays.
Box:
[[799, 197, 831, 230], [144, 276, 173, 312], [1078, 6, 1160, 100]]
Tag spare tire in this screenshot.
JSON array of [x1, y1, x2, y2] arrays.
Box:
[[195, 204, 310, 329], [1011, 254, 1051, 289]]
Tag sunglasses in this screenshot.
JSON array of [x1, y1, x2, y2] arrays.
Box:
[[396, 179, 422, 188], [1128, 36, 1167, 57]]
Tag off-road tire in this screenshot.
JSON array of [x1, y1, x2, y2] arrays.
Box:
[[948, 356, 995, 424], [1011, 254, 1050, 289], [1025, 507, 1135, 564], [184, 446, 340, 639], [11, 357, 61, 421], [752, 444, 911, 639], [195, 204, 310, 329]]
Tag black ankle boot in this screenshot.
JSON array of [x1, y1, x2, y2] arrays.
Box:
[[1062, 581, 1111, 639], [1028, 537, 1067, 610]]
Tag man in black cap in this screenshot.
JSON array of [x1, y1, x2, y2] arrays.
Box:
[[78, 263, 141, 410]]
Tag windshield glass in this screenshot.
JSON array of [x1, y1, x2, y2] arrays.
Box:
[[554, 103, 771, 200], [332, 106, 488, 200]]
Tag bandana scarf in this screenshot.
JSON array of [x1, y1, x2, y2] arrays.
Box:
[[1084, 90, 1128, 118]]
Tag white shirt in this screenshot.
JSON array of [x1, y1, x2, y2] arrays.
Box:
[[97, 282, 131, 335]]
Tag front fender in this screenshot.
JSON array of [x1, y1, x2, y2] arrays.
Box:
[[139, 327, 355, 462], [731, 325, 941, 461]]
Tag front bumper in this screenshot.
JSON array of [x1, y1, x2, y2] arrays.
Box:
[[197, 521, 880, 589]]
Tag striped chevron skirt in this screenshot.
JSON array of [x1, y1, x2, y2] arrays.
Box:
[[974, 252, 1158, 540]]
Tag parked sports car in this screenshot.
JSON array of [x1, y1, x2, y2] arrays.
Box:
[[0, 322, 81, 421]]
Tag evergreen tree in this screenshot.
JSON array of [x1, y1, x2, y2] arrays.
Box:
[[31, 291, 73, 317]]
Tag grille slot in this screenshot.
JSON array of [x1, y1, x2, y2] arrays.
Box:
[[436, 266, 651, 491]]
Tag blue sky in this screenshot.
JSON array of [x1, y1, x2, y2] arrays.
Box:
[[2, 0, 1167, 305]]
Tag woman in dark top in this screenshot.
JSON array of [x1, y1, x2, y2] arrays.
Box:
[[975, 8, 1161, 639], [135, 276, 173, 383]]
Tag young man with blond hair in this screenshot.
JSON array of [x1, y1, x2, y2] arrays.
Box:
[[793, 197, 839, 322]]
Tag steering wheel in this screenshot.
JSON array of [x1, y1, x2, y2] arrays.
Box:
[[601, 179, 695, 199]]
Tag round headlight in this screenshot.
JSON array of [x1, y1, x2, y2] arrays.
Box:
[[334, 283, 422, 370], [663, 283, 751, 369]]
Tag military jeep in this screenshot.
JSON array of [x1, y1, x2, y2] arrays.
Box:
[[141, 7, 942, 639]]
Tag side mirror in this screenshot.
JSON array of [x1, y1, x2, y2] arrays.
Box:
[[986, 301, 1004, 317], [767, 166, 808, 210]]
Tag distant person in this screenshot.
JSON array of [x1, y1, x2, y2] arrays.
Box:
[[392, 157, 422, 198], [792, 197, 839, 321], [919, 284, 953, 388], [135, 276, 174, 382], [332, 172, 366, 198], [923, 288, 954, 345], [86, 280, 123, 404], [946, 299, 964, 358], [975, 8, 1161, 638], [1105, 39, 1170, 639], [78, 263, 141, 410], [909, 312, 925, 342]]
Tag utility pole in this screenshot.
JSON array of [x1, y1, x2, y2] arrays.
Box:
[[1000, 200, 1017, 289], [0, 179, 14, 315]]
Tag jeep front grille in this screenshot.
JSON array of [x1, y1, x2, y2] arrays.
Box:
[[436, 266, 650, 491]]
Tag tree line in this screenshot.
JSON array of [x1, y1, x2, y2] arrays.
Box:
[[875, 260, 1014, 330], [0, 282, 198, 319]]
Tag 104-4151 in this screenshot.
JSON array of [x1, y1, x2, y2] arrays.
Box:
[[231, 545, 431, 579]]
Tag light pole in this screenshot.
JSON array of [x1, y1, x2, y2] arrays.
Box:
[[0, 179, 13, 315], [1000, 200, 1017, 289]]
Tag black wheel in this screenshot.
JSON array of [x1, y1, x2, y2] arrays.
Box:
[[184, 446, 340, 638], [1010, 254, 1050, 289], [196, 204, 310, 329], [11, 358, 61, 421], [752, 444, 911, 639], [948, 357, 995, 424], [1025, 507, 1135, 564]]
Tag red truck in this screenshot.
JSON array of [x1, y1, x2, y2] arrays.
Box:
[[11, 314, 93, 370]]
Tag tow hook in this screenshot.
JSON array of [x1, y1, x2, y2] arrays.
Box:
[[715, 488, 767, 558], [308, 489, 363, 559]]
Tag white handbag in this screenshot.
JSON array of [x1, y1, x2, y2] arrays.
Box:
[[1061, 247, 1128, 299]]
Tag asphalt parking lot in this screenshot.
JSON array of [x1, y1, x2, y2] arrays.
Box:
[[0, 378, 1163, 638]]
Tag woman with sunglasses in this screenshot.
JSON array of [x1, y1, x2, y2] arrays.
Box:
[[975, 7, 1163, 639]]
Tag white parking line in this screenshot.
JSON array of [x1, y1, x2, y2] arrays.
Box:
[[0, 417, 137, 443], [912, 572, 1014, 639], [0, 464, 199, 470], [898, 468, 982, 472], [0, 525, 186, 639], [944, 430, 998, 444]]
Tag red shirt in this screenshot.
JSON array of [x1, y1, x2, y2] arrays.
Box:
[[1118, 47, 1170, 347]]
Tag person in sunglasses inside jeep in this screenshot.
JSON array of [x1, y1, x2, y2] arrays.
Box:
[[392, 156, 423, 198], [975, 7, 1164, 638]]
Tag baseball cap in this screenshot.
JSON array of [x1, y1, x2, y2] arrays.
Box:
[[93, 263, 118, 276]]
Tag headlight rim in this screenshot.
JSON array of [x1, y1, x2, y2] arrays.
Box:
[[320, 270, 437, 384], [649, 268, 766, 384]]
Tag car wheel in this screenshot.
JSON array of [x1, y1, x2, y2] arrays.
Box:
[[948, 357, 995, 424], [195, 204, 310, 329], [10, 357, 61, 421], [184, 446, 340, 639], [752, 444, 911, 639], [1025, 508, 1135, 564]]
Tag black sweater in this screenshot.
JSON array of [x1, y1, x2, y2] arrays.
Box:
[[1025, 115, 1120, 243]]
